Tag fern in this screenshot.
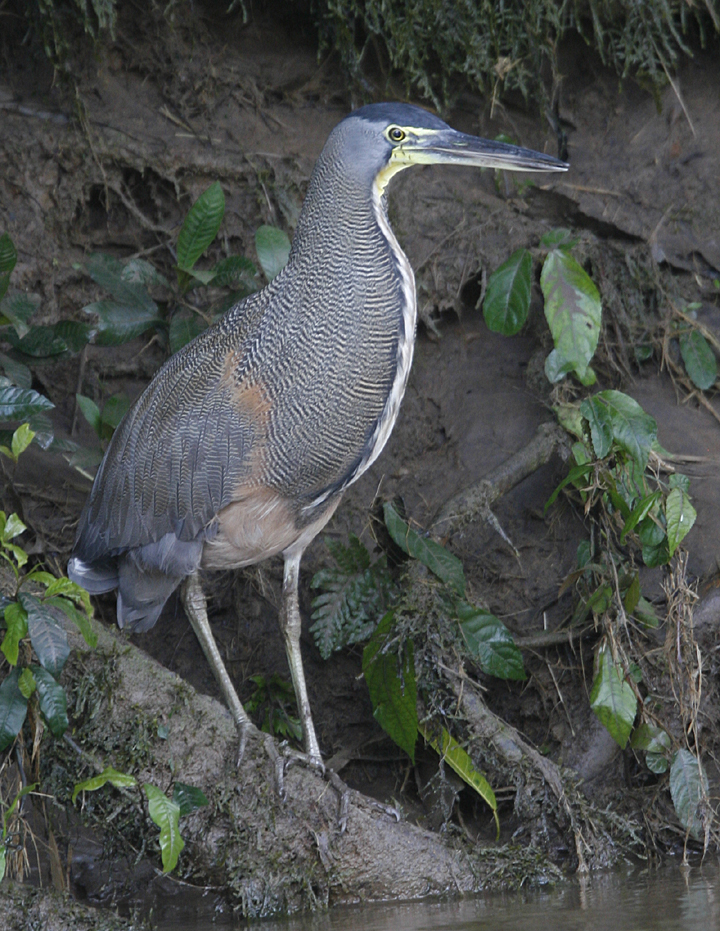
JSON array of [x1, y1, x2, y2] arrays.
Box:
[[310, 535, 395, 659]]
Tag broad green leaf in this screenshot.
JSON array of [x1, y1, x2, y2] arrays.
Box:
[[1, 512, 26, 542], [621, 491, 661, 542], [43, 577, 93, 616], [7, 325, 68, 357], [541, 248, 601, 383], [591, 391, 657, 469], [122, 258, 169, 290], [21, 593, 71, 677], [482, 248, 532, 335], [665, 487, 696, 556], [72, 766, 138, 803], [18, 668, 36, 700], [589, 643, 637, 748], [580, 396, 613, 458], [0, 291, 40, 338], [668, 473, 690, 493], [362, 611, 418, 762], [679, 330, 717, 390], [83, 300, 161, 346], [383, 502, 466, 596], [0, 668, 28, 751], [255, 225, 291, 281], [539, 228, 578, 250], [53, 320, 92, 352], [631, 723, 671, 773], [177, 182, 225, 272], [188, 268, 217, 286], [10, 423, 35, 461], [634, 595, 659, 629], [623, 572, 640, 615], [212, 254, 258, 290], [85, 253, 157, 313], [32, 665, 68, 737], [0, 233, 17, 301], [419, 723, 499, 836], [670, 749, 709, 841], [0, 352, 31, 388], [101, 394, 131, 433], [554, 402, 584, 439], [2, 601, 28, 666], [173, 782, 209, 817], [168, 313, 207, 354], [0, 385, 54, 421], [26, 412, 53, 450], [44, 596, 96, 648], [144, 783, 184, 873], [456, 601, 525, 680], [76, 394, 101, 436], [544, 462, 594, 511]]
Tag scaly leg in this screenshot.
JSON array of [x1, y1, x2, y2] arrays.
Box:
[[279, 551, 322, 764], [181, 570, 253, 761]]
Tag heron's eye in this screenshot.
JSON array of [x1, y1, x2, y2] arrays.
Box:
[[388, 126, 406, 143]]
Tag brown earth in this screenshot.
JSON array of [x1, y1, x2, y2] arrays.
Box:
[[1, 2, 720, 925]]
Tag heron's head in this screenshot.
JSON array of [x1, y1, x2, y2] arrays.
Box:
[[335, 102, 568, 196]]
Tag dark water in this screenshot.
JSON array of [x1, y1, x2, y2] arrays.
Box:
[[156, 864, 720, 931]]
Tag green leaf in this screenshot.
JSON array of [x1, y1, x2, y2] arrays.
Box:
[[668, 472, 690, 493], [544, 462, 594, 511], [18, 668, 36, 700], [2, 601, 28, 666], [621, 491, 661, 542], [592, 391, 657, 469], [0, 668, 28, 751], [580, 396, 613, 459], [419, 723, 499, 835], [10, 423, 35, 461], [383, 502, 466, 596], [310, 536, 393, 658], [43, 578, 93, 617], [0, 233, 17, 301], [177, 182, 225, 272], [456, 600, 525, 680], [0, 352, 32, 389], [53, 320, 92, 352], [482, 249, 532, 335], [101, 394, 131, 433], [1, 512, 26, 543], [168, 313, 207, 355], [539, 228, 578, 250], [589, 643, 637, 748], [665, 487, 697, 556], [212, 254, 258, 290], [0, 385, 54, 421], [670, 749, 709, 841], [679, 330, 717, 390], [144, 783, 184, 873], [85, 253, 157, 314], [623, 573, 640, 615], [631, 723, 671, 773], [362, 611, 418, 762], [7, 325, 68, 357], [83, 300, 161, 346], [44, 596, 96, 648], [32, 665, 68, 737], [633, 595, 659, 629], [255, 225, 291, 281], [72, 766, 138, 804], [122, 258, 169, 290], [76, 394, 102, 436], [541, 248, 601, 383], [26, 412, 53, 450], [20, 593, 71, 677], [172, 782, 209, 817], [0, 291, 40, 339]]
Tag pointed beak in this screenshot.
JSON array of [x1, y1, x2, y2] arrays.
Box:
[[403, 129, 568, 173]]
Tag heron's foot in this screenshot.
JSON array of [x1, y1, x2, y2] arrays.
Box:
[[283, 747, 351, 833]]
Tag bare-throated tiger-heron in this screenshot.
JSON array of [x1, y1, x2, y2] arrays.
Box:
[[68, 103, 568, 765]]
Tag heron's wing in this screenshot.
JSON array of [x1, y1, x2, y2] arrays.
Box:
[[73, 313, 261, 565]]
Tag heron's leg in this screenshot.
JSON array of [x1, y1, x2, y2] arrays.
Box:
[[279, 552, 322, 764], [181, 570, 252, 760]]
